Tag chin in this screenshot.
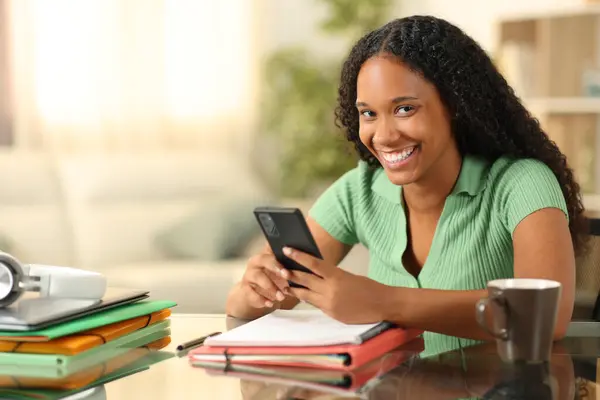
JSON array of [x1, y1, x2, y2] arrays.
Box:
[[376, 150, 421, 186], [383, 169, 419, 186]]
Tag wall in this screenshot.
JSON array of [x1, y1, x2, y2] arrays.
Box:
[[257, 0, 581, 58], [256, 0, 405, 61], [256, 0, 348, 59], [400, 0, 581, 52]]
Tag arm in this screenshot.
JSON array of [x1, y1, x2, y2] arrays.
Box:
[[226, 165, 362, 319], [383, 207, 575, 340], [286, 160, 575, 339], [225, 216, 353, 319], [382, 160, 575, 340]]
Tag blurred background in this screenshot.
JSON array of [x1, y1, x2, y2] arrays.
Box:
[[0, 0, 599, 313]]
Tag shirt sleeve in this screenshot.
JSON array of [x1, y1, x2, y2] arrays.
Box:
[[308, 167, 360, 246], [497, 158, 569, 236]]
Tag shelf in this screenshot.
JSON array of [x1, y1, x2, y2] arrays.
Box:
[[496, 7, 600, 195], [524, 97, 600, 114], [499, 4, 600, 22], [584, 193, 600, 211]]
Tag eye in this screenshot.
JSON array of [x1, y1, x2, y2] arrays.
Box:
[[395, 105, 415, 115], [359, 110, 376, 119]]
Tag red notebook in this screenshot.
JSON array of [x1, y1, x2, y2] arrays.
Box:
[[197, 338, 425, 396], [188, 327, 423, 371]]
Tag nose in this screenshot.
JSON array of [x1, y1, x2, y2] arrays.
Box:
[[372, 116, 401, 146]]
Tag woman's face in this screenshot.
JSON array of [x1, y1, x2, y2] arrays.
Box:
[[356, 55, 457, 186]]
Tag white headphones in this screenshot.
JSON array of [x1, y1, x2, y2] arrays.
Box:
[[0, 252, 107, 307]]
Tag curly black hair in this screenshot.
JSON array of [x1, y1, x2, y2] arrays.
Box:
[[335, 15, 588, 255]]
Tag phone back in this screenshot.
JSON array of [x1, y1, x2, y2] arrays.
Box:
[[253, 207, 322, 277]]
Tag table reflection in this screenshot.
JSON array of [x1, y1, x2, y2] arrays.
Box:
[[367, 343, 575, 399], [234, 341, 577, 400]]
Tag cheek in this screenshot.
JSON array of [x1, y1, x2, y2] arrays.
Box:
[[424, 109, 453, 143], [387, 117, 429, 143], [358, 123, 375, 148], [400, 112, 448, 143]]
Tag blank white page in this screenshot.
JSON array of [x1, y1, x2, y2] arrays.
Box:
[[204, 309, 381, 347]]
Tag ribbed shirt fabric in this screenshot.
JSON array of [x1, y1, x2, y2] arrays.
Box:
[[309, 155, 568, 356]]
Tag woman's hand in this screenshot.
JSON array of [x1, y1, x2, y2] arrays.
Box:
[[283, 246, 389, 323], [240, 253, 291, 308]]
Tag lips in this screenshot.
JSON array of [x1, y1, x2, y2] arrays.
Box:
[[379, 146, 417, 164]]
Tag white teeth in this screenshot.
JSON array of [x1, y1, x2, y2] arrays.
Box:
[[381, 146, 416, 163]]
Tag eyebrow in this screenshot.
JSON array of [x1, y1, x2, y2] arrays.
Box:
[[355, 96, 418, 107]]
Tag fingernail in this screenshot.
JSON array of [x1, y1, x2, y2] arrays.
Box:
[[265, 300, 273, 308], [283, 247, 292, 256], [276, 388, 289, 400], [276, 291, 284, 301]]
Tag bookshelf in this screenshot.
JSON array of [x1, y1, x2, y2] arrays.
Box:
[[495, 4, 600, 209]]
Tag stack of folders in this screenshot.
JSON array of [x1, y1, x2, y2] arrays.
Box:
[[189, 309, 424, 394], [0, 298, 177, 398]]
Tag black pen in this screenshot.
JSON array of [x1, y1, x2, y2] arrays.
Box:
[[176, 331, 221, 352]]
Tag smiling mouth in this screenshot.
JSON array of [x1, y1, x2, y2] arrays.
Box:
[[379, 145, 418, 164]]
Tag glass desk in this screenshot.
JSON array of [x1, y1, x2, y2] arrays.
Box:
[[1, 314, 598, 399]]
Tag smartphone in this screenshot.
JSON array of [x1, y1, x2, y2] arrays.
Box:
[[253, 206, 323, 288]]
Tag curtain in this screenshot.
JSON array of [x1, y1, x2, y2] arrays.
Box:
[[0, 0, 13, 146], [7, 0, 257, 153]]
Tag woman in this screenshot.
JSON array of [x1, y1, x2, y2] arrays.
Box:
[[226, 15, 584, 355]]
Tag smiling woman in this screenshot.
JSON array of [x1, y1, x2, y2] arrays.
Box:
[[225, 15, 583, 357]]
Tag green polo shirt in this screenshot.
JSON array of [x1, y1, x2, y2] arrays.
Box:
[[309, 155, 568, 356]]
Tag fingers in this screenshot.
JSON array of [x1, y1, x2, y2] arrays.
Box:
[[246, 269, 286, 302], [243, 283, 274, 309], [243, 252, 297, 309], [250, 253, 289, 280], [248, 254, 290, 293], [282, 247, 328, 278], [288, 270, 323, 291], [289, 287, 320, 306], [264, 270, 291, 294]]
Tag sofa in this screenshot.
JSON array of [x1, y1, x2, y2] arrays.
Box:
[[0, 149, 369, 313]]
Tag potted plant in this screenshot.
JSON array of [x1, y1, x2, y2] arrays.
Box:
[[255, 0, 393, 199]]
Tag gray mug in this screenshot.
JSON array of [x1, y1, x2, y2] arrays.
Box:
[[475, 278, 561, 363]]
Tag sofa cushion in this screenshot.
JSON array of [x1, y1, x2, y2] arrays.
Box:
[[0, 150, 73, 265], [101, 259, 247, 314], [155, 195, 269, 261], [56, 152, 271, 269], [0, 234, 12, 253]]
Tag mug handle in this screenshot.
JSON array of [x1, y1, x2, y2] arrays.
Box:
[[475, 293, 508, 340]]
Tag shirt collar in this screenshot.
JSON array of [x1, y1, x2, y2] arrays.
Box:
[[371, 154, 490, 204]]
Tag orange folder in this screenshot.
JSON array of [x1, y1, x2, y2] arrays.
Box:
[[0, 309, 171, 355], [189, 327, 422, 371], [0, 336, 171, 390]]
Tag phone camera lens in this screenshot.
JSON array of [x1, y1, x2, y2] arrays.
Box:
[[259, 214, 279, 237]]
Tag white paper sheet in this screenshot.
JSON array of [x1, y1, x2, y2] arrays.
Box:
[[205, 309, 381, 347]]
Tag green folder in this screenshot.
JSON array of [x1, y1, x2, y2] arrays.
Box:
[[0, 300, 177, 341], [0, 319, 170, 368], [0, 322, 171, 378], [0, 350, 174, 400]]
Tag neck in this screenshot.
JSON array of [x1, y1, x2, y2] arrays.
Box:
[[403, 148, 463, 213]]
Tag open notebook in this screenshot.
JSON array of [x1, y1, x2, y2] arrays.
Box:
[[205, 309, 394, 347], [191, 310, 422, 370]]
